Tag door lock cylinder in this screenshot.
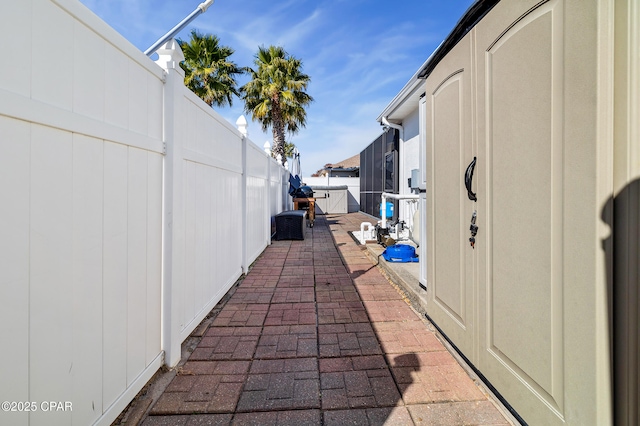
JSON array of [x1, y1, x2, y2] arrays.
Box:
[[469, 210, 478, 248]]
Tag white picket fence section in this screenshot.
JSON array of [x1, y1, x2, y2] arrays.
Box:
[[0, 1, 289, 425]]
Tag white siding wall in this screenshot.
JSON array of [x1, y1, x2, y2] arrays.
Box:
[[399, 109, 421, 229], [0, 1, 289, 425]]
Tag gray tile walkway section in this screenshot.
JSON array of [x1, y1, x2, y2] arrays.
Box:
[[119, 213, 514, 426]]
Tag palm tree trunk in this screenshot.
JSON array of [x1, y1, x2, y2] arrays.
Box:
[[271, 97, 286, 163]]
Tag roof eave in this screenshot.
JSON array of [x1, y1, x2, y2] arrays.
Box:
[[375, 56, 433, 124], [377, 0, 501, 124], [417, 0, 500, 80]]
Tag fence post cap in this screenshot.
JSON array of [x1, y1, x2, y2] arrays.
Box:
[[155, 39, 185, 75], [236, 115, 248, 137]]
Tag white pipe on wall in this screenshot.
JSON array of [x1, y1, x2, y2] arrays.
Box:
[[380, 191, 419, 229]]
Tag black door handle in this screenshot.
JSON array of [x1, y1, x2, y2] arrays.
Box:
[[465, 157, 477, 202]]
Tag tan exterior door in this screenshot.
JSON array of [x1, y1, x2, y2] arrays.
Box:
[[474, 1, 569, 423], [425, 33, 476, 361], [425, 0, 611, 424]]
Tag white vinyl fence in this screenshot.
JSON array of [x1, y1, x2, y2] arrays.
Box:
[[0, 1, 289, 425], [160, 42, 287, 365]]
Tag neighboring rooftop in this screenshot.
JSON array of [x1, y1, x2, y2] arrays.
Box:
[[312, 153, 360, 177]]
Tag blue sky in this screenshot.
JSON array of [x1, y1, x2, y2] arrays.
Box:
[[79, 0, 474, 176]]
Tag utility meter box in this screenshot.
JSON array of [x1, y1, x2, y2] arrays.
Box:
[[410, 169, 420, 190]]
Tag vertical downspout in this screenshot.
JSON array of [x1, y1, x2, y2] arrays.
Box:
[[382, 116, 403, 136]]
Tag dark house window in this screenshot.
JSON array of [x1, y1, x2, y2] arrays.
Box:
[[384, 151, 397, 193]]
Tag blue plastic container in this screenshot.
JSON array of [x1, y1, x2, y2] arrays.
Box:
[[379, 201, 394, 218], [381, 244, 419, 263]]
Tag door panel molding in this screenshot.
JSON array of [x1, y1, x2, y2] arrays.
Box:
[[481, 0, 565, 419], [432, 71, 467, 327], [426, 33, 476, 360]]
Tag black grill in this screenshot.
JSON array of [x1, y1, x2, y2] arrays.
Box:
[[292, 186, 314, 199]]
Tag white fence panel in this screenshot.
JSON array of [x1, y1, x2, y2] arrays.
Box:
[[172, 90, 245, 346], [0, 1, 165, 426], [29, 125, 74, 426], [246, 142, 271, 265], [0, 2, 292, 425], [162, 64, 291, 348], [102, 142, 130, 411], [71, 134, 104, 425], [0, 117, 30, 426], [161, 62, 288, 360], [270, 160, 291, 216]]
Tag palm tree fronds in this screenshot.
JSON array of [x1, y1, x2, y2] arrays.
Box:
[[177, 29, 243, 108], [239, 45, 313, 162]]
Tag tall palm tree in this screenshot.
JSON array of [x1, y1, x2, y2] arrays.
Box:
[[284, 141, 297, 159], [177, 30, 242, 108], [241, 45, 313, 162]]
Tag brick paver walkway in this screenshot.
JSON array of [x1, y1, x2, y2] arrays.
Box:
[[142, 213, 511, 426]]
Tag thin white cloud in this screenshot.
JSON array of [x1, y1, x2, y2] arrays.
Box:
[[276, 9, 324, 50]]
